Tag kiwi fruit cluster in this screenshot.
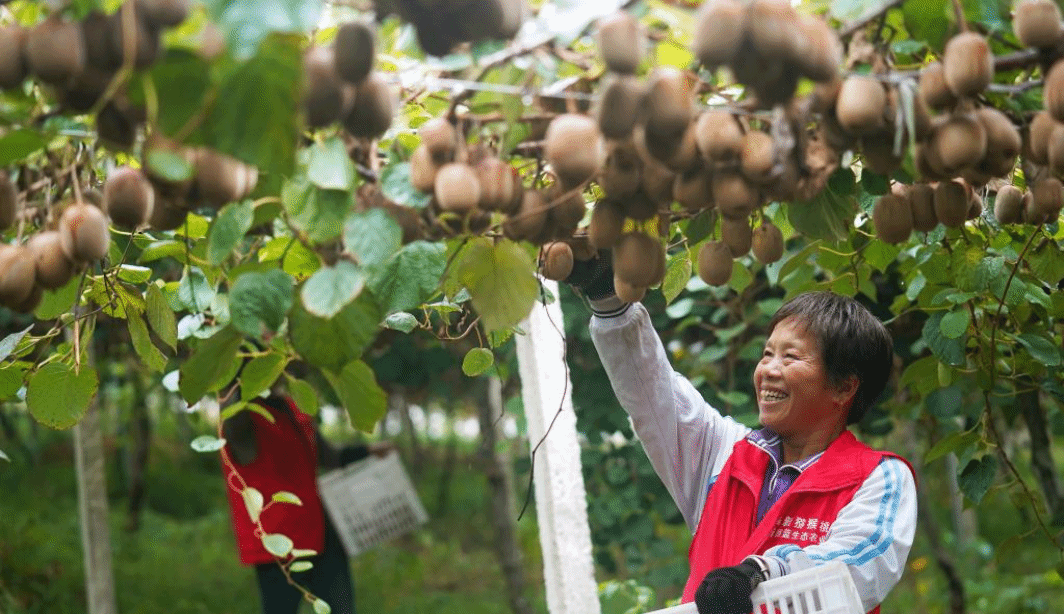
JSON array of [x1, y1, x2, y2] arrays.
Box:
[[1013, 0, 1064, 49], [380, 0, 528, 57]]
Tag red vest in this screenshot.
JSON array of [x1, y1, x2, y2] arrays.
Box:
[[223, 397, 326, 566], [682, 431, 912, 614]]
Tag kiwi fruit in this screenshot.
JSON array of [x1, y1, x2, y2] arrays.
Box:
[[0, 173, 17, 231], [692, 0, 746, 68], [739, 131, 775, 185], [1045, 61, 1064, 123], [334, 21, 375, 85], [614, 277, 647, 303], [639, 155, 676, 206], [148, 196, 189, 231], [0, 26, 27, 89], [933, 180, 970, 228], [0, 244, 37, 307], [624, 189, 660, 221], [872, 194, 914, 244], [673, 167, 714, 211], [796, 14, 842, 83], [503, 189, 550, 242], [434, 163, 481, 213], [409, 145, 440, 194], [836, 76, 887, 135], [915, 143, 949, 181], [918, 62, 958, 111], [721, 216, 752, 257], [966, 190, 984, 220], [110, 4, 162, 70], [613, 231, 661, 287], [544, 113, 605, 188], [697, 240, 733, 286], [596, 75, 646, 139], [596, 11, 643, 74], [644, 67, 693, 138], [588, 199, 626, 249], [475, 157, 519, 213], [104, 166, 155, 229], [1028, 178, 1063, 224], [599, 140, 642, 198], [932, 113, 987, 174], [908, 182, 938, 232], [549, 188, 588, 235], [1047, 123, 1064, 175], [540, 241, 575, 281], [695, 110, 743, 162], [58, 202, 111, 263], [25, 17, 86, 86], [1013, 0, 1062, 49], [1027, 110, 1056, 165], [644, 121, 699, 172], [713, 171, 760, 220], [195, 149, 252, 209], [748, 0, 800, 62], [418, 117, 458, 163], [26, 231, 75, 290], [861, 134, 904, 176], [302, 46, 345, 129], [97, 101, 138, 151], [750, 221, 784, 263], [975, 108, 1021, 176], [992, 186, 1023, 225], [943, 33, 994, 98], [343, 72, 396, 139], [137, 0, 192, 28], [59, 67, 113, 113]]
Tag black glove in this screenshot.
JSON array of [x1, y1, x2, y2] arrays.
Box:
[[694, 560, 766, 614], [562, 250, 615, 301]]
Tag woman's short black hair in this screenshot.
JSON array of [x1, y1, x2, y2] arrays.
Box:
[[768, 292, 893, 425]]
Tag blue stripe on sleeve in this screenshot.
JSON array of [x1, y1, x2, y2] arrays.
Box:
[[807, 459, 901, 565]]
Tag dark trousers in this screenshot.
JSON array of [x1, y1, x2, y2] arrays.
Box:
[[254, 519, 354, 614]]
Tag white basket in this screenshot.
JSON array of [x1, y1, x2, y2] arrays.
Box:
[[645, 561, 863, 614], [317, 450, 428, 557]]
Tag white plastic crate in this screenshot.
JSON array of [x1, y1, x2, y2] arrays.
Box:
[[645, 561, 863, 614], [317, 450, 428, 557]]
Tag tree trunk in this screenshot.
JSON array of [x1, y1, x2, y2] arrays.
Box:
[[435, 403, 457, 516], [945, 452, 976, 547], [1017, 389, 1064, 526], [479, 377, 534, 614], [124, 369, 152, 533], [395, 389, 423, 478]]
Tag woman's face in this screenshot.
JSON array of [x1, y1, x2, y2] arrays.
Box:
[[753, 316, 848, 438]]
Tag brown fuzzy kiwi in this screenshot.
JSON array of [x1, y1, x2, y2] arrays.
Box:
[[915, 143, 949, 181], [836, 76, 887, 135], [136, 0, 191, 28], [721, 216, 752, 257], [503, 189, 549, 241], [812, 78, 842, 114], [613, 232, 661, 287], [148, 196, 190, 231], [697, 240, 733, 286], [596, 75, 646, 140], [1044, 61, 1064, 122], [97, 101, 139, 151], [692, 0, 746, 68], [638, 154, 676, 206], [343, 72, 396, 139], [104, 166, 155, 229], [544, 113, 605, 188], [596, 11, 643, 74], [0, 173, 16, 231], [739, 131, 776, 185], [943, 33, 994, 98], [25, 17, 86, 86], [0, 26, 27, 89], [81, 11, 119, 72], [434, 163, 481, 213], [919, 62, 958, 111], [11, 284, 42, 314], [302, 46, 346, 129], [1047, 123, 1064, 176], [110, 4, 161, 70], [588, 199, 626, 249], [599, 140, 642, 198], [966, 190, 984, 220], [872, 193, 914, 244], [644, 121, 700, 172], [623, 189, 660, 221], [1013, 0, 1063, 49], [994, 185, 1025, 225], [614, 277, 647, 303], [475, 157, 519, 213], [907, 183, 938, 232], [673, 167, 714, 211], [418, 117, 457, 164], [974, 108, 1021, 177], [644, 67, 694, 138], [796, 13, 842, 83], [1028, 178, 1063, 224], [932, 113, 987, 174], [751, 221, 784, 263], [409, 144, 439, 193], [695, 110, 744, 162], [58, 67, 113, 113], [0, 244, 37, 307], [334, 21, 376, 85], [540, 241, 574, 281], [1027, 110, 1056, 164], [195, 149, 251, 209], [861, 134, 904, 176], [933, 180, 970, 228], [59, 202, 111, 263], [748, 0, 801, 61], [549, 189, 587, 236], [26, 230, 75, 290], [713, 171, 760, 220]]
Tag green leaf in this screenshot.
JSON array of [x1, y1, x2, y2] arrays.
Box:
[[179, 327, 243, 403], [455, 238, 538, 333], [128, 314, 168, 373], [307, 137, 354, 191], [1017, 333, 1062, 366], [191, 435, 227, 452], [0, 448, 8, 462], [925, 429, 981, 464], [312, 598, 332, 614], [324, 360, 387, 432], [286, 375, 320, 416], [0, 366, 25, 400], [300, 260, 365, 318], [922, 312, 966, 367], [26, 363, 99, 430], [116, 265, 153, 284], [243, 487, 264, 523], [35, 276, 81, 320], [290, 293, 382, 371], [290, 561, 313, 573], [146, 284, 178, 350], [380, 162, 432, 209], [240, 353, 288, 399], [262, 533, 294, 558], [462, 348, 494, 377], [0, 325, 33, 362], [146, 50, 212, 138], [925, 386, 962, 419], [283, 178, 351, 243], [369, 241, 446, 315], [661, 249, 692, 305], [939, 309, 970, 340], [0, 129, 48, 166], [860, 169, 889, 195], [207, 200, 255, 265], [177, 267, 217, 312], [790, 184, 856, 242], [271, 491, 303, 506], [959, 455, 998, 504], [147, 149, 194, 183], [229, 269, 294, 337], [902, 0, 950, 51], [344, 209, 403, 271], [830, 0, 884, 21], [204, 0, 322, 60], [382, 312, 418, 333]]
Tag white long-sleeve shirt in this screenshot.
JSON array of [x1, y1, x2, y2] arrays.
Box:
[[588, 302, 917, 612]]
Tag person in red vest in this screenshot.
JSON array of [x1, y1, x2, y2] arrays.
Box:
[[220, 389, 391, 614], [566, 259, 916, 614]]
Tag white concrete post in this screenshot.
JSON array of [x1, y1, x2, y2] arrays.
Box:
[[515, 279, 601, 614]]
